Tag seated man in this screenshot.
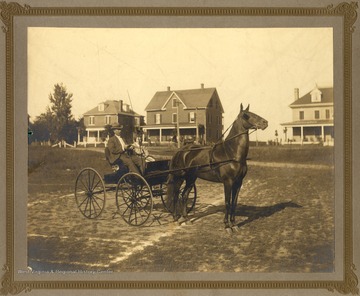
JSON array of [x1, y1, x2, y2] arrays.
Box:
[[107, 123, 145, 175]]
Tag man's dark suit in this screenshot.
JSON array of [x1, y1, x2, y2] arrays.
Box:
[[107, 135, 144, 175]]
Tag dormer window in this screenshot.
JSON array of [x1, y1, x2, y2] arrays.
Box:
[[98, 103, 105, 111], [310, 87, 322, 103]]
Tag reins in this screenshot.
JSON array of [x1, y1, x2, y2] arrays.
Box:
[[151, 111, 260, 179]]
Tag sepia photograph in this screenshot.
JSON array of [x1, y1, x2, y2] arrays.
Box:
[[1, 0, 359, 295], [27, 27, 336, 273]]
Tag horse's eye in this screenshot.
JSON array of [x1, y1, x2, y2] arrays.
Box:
[[242, 113, 250, 120]]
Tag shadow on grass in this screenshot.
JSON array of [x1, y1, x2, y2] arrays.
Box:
[[189, 201, 302, 228]]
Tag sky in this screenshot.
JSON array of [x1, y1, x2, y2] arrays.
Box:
[[28, 27, 333, 142]]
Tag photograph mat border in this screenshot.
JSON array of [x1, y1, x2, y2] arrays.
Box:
[[0, 1, 358, 294]]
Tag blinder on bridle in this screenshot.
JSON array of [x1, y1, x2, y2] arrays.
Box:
[[241, 112, 250, 121]]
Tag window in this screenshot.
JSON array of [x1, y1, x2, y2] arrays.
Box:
[[105, 115, 111, 125], [98, 103, 104, 111], [311, 91, 322, 102], [172, 113, 177, 124], [189, 112, 195, 123], [299, 111, 304, 120], [89, 116, 95, 125], [314, 110, 320, 119], [326, 109, 330, 119], [155, 114, 161, 124], [172, 98, 178, 108]]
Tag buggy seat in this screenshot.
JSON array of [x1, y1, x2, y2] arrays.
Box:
[[104, 147, 129, 184]]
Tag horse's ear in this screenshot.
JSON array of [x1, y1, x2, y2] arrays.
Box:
[[240, 103, 243, 112], [245, 104, 250, 111]]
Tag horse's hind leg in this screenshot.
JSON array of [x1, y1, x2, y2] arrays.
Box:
[[180, 175, 197, 218]]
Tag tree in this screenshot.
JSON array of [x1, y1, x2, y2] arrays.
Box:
[[49, 83, 73, 142], [31, 106, 54, 142]]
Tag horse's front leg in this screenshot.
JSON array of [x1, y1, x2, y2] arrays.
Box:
[[230, 179, 243, 228], [223, 183, 232, 229]]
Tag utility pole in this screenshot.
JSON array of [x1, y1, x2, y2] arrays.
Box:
[[195, 107, 199, 144], [176, 101, 181, 148]]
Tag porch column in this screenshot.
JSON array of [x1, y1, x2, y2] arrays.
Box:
[[86, 130, 89, 147], [300, 126, 303, 145], [97, 130, 100, 142], [321, 125, 325, 142], [159, 128, 163, 143]]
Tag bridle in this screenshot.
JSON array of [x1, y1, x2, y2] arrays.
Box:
[[214, 112, 258, 146]]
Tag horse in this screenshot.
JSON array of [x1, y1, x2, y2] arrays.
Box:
[[166, 103, 268, 231]]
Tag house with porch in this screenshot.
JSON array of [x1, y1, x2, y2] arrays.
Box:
[[82, 100, 144, 145], [143, 84, 224, 144], [281, 85, 334, 145]]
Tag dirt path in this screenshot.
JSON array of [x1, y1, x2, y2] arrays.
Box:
[[28, 165, 334, 273]]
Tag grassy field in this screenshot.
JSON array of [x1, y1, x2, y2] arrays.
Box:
[[147, 144, 334, 165], [28, 144, 334, 195], [28, 146, 110, 195], [247, 145, 334, 165]]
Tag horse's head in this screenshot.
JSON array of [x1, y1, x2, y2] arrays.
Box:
[[236, 103, 268, 131]]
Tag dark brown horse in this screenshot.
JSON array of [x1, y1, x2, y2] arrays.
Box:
[[167, 104, 268, 231]]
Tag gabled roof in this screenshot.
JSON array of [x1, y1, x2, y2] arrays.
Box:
[[145, 87, 224, 112], [83, 100, 143, 117], [290, 87, 333, 107]]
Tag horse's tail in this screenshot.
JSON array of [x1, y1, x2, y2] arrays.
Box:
[[166, 151, 183, 217], [167, 171, 180, 217], [166, 172, 174, 201]]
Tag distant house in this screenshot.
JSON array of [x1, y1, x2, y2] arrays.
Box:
[[82, 100, 144, 144], [281, 85, 334, 145], [143, 84, 224, 144]]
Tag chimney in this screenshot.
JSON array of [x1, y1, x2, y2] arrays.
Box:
[[167, 86, 171, 91], [294, 88, 299, 101], [119, 100, 123, 112], [201, 83, 204, 89]]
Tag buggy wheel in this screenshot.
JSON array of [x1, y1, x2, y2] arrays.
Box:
[[75, 167, 106, 219], [162, 183, 197, 214], [116, 173, 153, 226], [181, 183, 197, 213]]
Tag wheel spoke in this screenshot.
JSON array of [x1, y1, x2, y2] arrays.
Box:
[[91, 196, 102, 211], [84, 196, 90, 217], [79, 177, 89, 193], [90, 171, 97, 190], [92, 178, 102, 191], [78, 195, 88, 208], [90, 198, 98, 217], [127, 205, 135, 224]]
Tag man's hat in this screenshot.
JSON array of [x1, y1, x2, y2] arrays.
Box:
[[110, 123, 123, 130]]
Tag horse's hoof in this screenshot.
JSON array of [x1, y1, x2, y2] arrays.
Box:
[[225, 227, 233, 234], [177, 216, 187, 225], [232, 225, 240, 232]]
